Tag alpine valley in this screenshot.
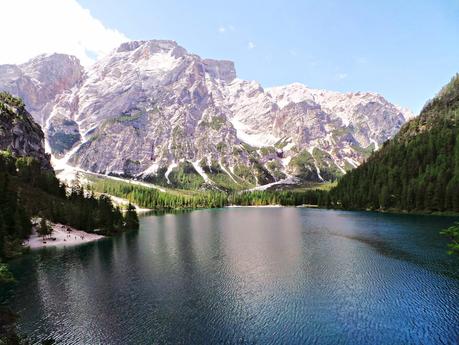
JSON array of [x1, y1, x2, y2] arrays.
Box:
[[1, 14, 459, 344], [0, 40, 413, 190]]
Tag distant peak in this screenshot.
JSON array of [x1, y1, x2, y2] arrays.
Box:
[[112, 40, 238, 81], [202, 59, 236, 82], [116, 40, 181, 52], [21, 53, 81, 66]]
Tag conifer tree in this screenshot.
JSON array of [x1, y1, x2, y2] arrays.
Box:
[[37, 219, 52, 240], [124, 203, 139, 230]]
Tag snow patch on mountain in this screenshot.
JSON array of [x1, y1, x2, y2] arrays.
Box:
[[230, 118, 279, 147], [165, 163, 178, 184], [192, 160, 213, 184]]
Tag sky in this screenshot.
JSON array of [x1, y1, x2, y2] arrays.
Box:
[[1, 0, 459, 113]]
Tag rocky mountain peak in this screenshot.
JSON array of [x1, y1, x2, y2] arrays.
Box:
[[20, 53, 82, 82], [115, 40, 188, 58], [0, 39, 415, 189], [0, 92, 52, 170], [0, 53, 83, 127]]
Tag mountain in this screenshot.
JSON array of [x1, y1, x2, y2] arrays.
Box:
[[0, 54, 83, 127], [0, 40, 413, 190], [0, 92, 139, 344], [0, 92, 139, 257], [0, 92, 51, 170], [327, 74, 459, 212]]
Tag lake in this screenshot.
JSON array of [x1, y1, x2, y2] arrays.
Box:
[[5, 208, 459, 344]]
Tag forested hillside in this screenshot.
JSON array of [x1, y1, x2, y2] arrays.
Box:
[[327, 74, 459, 212], [0, 93, 139, 260], [0, 93, 140, 344], [89, 175, 326, 209]]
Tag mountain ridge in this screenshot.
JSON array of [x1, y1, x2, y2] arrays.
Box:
[[0, 39, 414, 190]]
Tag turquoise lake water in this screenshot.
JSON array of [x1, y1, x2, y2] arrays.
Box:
[[5, 208, 459, 344]]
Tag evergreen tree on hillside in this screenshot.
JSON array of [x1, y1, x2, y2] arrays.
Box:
[[0, 93, 142, 343], [327, 74, 459, 213], [88, 176, 327, 210], [0, 151, 141, 256], [124, 203, 139, 230]]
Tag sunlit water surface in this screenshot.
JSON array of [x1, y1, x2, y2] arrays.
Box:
[[4, 208, 459, 344]]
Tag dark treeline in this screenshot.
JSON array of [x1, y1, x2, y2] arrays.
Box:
[[0, 91, 138, 344], [327, 74, 459, 213], [0, 151, 139, 260], [90, 179, 228, 209], [229, 190, 327, 206], [1, 151, 140, 344], [90, 177, 327, 209]]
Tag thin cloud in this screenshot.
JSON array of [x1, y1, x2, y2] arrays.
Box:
[[248, 41, 256, 49], [337, 73, 348, 80], [0, 0, 128, 67], [218, 25, 236, 34], [355, 57, 368, 64]]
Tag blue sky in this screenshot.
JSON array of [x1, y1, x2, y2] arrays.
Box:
[[31, 1, 459, 113]]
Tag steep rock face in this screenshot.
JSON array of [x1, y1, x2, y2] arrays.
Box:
[[48, 41, 263, 188], [0, 92, 52, 170], [202, 59, 236, 82], [0, 40, 414, 189], [268, 83, 411, 147], [211, 79, 412, 180], [0, 54, 83, 126]]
